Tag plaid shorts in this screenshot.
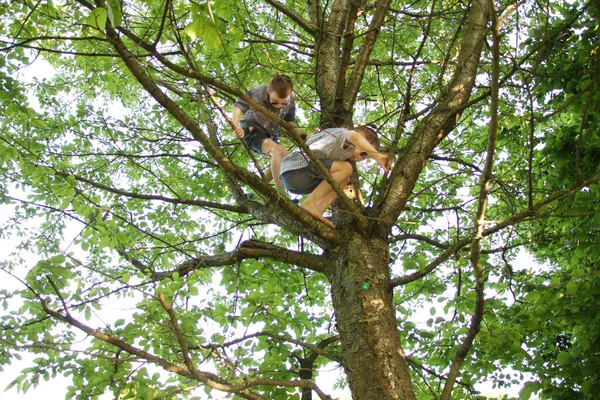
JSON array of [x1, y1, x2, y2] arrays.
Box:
[[280, 159, 335, 194]]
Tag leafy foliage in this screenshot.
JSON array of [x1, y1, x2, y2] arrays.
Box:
[[1, 0, 599, 399]]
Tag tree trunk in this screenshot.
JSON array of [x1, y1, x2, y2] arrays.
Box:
[[328, 231, 415, 399]]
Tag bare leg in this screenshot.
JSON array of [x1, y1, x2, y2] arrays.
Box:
[[263, 168, 273, 183], [300, 161, 352, 228], [261, 139, 288, 190], [316, 190, 340, 214]]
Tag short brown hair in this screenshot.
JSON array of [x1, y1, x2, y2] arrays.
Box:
[[354, 125, 380, 151], [270, 75, 293, 98]]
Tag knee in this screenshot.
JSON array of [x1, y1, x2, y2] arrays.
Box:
[[331, 161, 353, 179], [339, 161, 353, 176]]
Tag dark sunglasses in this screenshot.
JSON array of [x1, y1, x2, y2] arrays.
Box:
[[270, 100, 290, 106]]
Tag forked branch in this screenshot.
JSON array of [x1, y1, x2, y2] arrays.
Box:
[[40, 296, 334, 400]]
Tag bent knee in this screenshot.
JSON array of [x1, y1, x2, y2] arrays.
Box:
[[333, 160, 353, 175], [270, 144, 288, 158]]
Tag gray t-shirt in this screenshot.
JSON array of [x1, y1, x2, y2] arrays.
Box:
[[279, 128, 356, 175], [234, 86, 296, 135]]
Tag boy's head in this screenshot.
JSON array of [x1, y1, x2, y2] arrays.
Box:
[[354, 125, 381, 151], [270, 75, 293, 96], [268, 75, 293, 108]]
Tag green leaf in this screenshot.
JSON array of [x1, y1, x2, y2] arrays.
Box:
[[184, 14, 221, 48], [570, 268, 585, 278], [566, 281, 578, 295], [526, 291, 541, 303], [519, 381, 541, 399], [87, 8, 107, 31], [556, 352, 571, 366], [106, 0, 122, 27]]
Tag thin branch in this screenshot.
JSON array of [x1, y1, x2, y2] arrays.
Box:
[[152, 0, 171, 48], [389, 234, 450, 249], [200, 332, 342, 364], [344, 0, 393, 111], [391, 239, 467, 287], [50, 168, 245, 213], [384, 0, 438, 170], [202, 85, 266, 181], [157, 293, 197, 374], [46, 277, 72, 317], [441, 1, 497, 395], [261, 0, 317, 34]]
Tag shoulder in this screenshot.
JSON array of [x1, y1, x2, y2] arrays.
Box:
[[327, 128, 350, 140], [248, 86, 268, 96], [309, 128, 348, 143], [345, 129, 360, 141]]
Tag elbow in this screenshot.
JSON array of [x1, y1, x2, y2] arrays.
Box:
[[347, 130, 359, 144]]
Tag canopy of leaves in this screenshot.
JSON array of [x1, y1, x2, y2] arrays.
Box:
[[0, 0, 599, 399]]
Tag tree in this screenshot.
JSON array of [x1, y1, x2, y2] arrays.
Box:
[[1, 0, 599, 398]]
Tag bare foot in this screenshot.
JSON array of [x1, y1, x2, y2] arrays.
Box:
[[300, 201, 336, 228]]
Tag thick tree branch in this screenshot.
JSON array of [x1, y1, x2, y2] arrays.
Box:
[[377, 0, 490, 227], [333, 1, 358, 118], [314, 0, 350, 127], [152, 240, 329, 280]]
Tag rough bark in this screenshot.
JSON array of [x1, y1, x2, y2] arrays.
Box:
[[327, 232, 415, 399], [314, 0, 350, 128]]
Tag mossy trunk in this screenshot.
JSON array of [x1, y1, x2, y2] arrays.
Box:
[[328, 233, 415, 400]]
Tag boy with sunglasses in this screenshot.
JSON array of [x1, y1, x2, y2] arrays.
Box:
[[232, 75, 298, 192], [279, 126, 388, 228]]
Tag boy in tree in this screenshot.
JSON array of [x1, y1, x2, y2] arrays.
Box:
[[232, 75, 298, 192], [279, 126, 388, 228]]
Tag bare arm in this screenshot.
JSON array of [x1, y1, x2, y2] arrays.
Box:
[[347, 130, 389, 172], [232, 106, 245, 138]]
